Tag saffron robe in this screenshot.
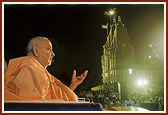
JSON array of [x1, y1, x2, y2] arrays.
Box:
[[4, 56, 78, 101]]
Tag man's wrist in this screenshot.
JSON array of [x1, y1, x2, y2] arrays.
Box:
[[69, 83, 77, 91]]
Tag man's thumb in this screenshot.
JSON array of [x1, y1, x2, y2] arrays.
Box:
[[73, 70, 76, 77]]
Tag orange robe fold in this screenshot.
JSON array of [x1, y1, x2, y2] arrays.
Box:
[[4, 56, 78, 102]]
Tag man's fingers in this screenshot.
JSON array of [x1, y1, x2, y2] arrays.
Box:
[[77, 75, 82, 80], [83, 70, 88, 78], [73, 70, 76, 77], [73, 70, 88, 81], [80, 70, 88, 80]]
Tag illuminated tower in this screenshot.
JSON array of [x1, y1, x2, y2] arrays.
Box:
[[101, 16, 135, 89]]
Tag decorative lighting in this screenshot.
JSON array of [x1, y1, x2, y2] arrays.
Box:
[[143, 80, 147, 84]]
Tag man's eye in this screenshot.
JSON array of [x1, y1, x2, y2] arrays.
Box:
[[48, 49, 53, 52]]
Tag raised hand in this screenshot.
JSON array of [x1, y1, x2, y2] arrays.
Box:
[[69, 70, 88, 91]]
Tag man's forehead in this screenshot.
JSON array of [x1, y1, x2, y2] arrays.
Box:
[[40, 38, 53, 47]]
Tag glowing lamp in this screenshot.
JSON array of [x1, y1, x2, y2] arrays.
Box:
[[138, 81, 142, 85]]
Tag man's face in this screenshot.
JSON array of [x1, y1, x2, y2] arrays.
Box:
[[37, 38, 55, 68]]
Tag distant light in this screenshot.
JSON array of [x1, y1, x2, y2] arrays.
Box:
[[137, 80, 147, 85], [109, 9, 115, 15], [110, 11, 114, 15], [149, 56, 151, 59], [138, 81, 142, 85], [105, 73, 107, 77], [129, 69, 132, 74], [144, 81, 147, 84], [156, 54, 160, 58], [149, 44, 152, 47]]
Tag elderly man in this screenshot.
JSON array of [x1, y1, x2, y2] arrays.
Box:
[[4, 36, 88, 101]]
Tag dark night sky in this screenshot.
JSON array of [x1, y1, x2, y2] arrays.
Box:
[[4, 3, 164, 94]]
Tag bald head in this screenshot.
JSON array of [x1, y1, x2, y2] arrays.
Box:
[[26, 36, 55, 68], [27, 36, 48, 56]]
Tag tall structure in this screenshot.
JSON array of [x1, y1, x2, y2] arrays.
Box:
[[92, 15, 135, 99], [101, 16, 135, 85], [91, 10, 164, 101]]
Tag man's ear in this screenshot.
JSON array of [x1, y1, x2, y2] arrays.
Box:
[[32, 46, 39, 57]]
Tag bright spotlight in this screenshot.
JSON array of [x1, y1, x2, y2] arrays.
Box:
[[149, 56, 151, 59], [144, 81, 147, 84], [138, 81, 142, 85], [110, 11, 114, 15], [109, 9, 115, 15]]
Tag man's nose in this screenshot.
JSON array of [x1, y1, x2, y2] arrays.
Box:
[[51, 51, 55, 57]]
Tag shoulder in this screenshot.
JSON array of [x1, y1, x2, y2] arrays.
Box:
[[8, 56, 43, 70], [21, 56, 38, 66], [9, 56, 35, 63], [5, 56, 38, 80]]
